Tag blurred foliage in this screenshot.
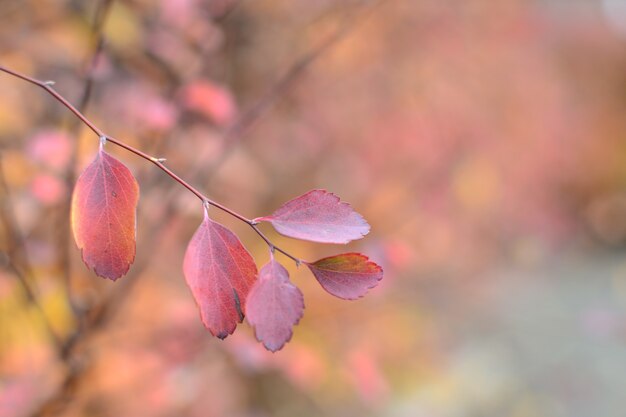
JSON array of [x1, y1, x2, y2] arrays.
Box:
[[2, 0, 626, 416]]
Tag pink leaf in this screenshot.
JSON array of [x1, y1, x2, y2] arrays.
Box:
[[256, 190, 370, 244], [71, 150, 139, 280], [183, 215, 258, 339], [306, 253, 383, 300], [246, 258, 304, 352], [27, 130, 72, 170], [31, 174, 66, 205], [180, 80, 237, 126]]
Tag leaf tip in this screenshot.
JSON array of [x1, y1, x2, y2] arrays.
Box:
[[264, 339, 289, 353], [82, 248, 135, 281]]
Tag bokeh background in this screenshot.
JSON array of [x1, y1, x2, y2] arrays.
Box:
[[2, 0, 626, 416]]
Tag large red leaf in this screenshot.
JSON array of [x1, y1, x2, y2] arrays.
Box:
[[306, 253, 383, 300], [246, 258, 304, 352], [255, 190, 370, 244], [183, 215, 258, 339], [71, 150, 139, 280]]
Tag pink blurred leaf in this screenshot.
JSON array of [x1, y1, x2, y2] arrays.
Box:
[[306, 253, 383, 300], [246, 258, 304, 352], [183, 215, 257, 339], [346, 349, 390, 404], [160, 0, 195, 27], [30, 174, 66, 205], [27, 130, 72, 170], [137, 98, 178, 131], [256, 190, 370, 244], [0, 377, 40, 417], [121, 85, 178, 131], [276, 344, 326, 389], [180, 80, 237, 126]]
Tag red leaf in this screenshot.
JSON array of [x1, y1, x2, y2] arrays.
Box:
[[183, 215, 258, 339], [306, 253, 383, 300], [256, 190, 370, 244], [71, 150, 139, 280], [246, 258, 304, 352]]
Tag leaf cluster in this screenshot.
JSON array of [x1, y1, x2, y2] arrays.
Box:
[[72, 151, 383, 351]]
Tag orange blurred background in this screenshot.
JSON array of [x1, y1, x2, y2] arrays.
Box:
[[2, 0, 626, 416]]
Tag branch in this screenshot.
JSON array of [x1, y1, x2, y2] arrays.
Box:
[[66, 0, 386, 328], [56, 0, 385, 349], [2, 3, 387, 415], [0, 64, 302, 265]]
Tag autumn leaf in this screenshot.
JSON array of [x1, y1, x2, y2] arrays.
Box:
[[246, 258, 304, 352], [306, 253, 383, 300], [183, 215, 258, 339], [255, 190, 370, 244], [71, 150, 139, 280]]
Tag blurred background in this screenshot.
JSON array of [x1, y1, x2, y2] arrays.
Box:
[[2, 0, 626, 416]]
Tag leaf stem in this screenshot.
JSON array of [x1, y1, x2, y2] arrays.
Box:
[[0, 65, 302, 265], [250, 223, 301, 266]]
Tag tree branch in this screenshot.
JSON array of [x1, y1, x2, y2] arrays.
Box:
[[0, 64, 302, 265]]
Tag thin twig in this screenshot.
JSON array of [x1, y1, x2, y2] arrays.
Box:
[[0, 64, 302, 265]]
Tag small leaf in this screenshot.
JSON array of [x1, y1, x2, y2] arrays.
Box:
[[256, 190, 370, 244], [183, 216, 258, 339], [71, 150, 139, 280], [306, 253, 383, 300], [246, 258, 304, 352]]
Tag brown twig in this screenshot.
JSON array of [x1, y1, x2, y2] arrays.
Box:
[[0, 64, 302, 265]]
